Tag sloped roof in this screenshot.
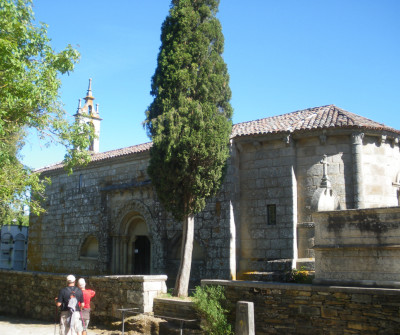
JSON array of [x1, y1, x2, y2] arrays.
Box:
[[37, 142, 152, 173], [232, 104, 398, 137], [37, 105, 399, 173]]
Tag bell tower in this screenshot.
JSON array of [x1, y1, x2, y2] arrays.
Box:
[[74, 79, 102, 153]]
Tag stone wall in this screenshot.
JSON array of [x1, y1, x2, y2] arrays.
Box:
[[28, 130, 400, 286], [296, 134, 352, 221], [362, 136, 400, 208], [153, 297, 200, 330], [0, 270, 166, 321], [313, 206, 400, 287], [237, 138, 296, 274], [2, 270, 400, 334], [29, 150, 234, 287], [28, 152, 156, 275], [203, 279, 400, 334]]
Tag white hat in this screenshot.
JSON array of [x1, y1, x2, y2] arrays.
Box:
[[66, 275, 76, 283], [78, 278, 86, 288]]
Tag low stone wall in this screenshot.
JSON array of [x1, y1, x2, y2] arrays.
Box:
[[313, 206, 400, 287], [3, 270, 400, 333], [153, 297, 200, 329], [0, 269, 166, 322], [203, 279, 400, 334]]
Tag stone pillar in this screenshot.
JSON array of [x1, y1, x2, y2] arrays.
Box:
[[351, 132, 365, 209], [286, 137, 298, 265], [111, 236, 117, 274], [235, 301, 255, 335], [229, 200, 237, 280], [230, 140, 240, 279], [121, 236, 128, 274]]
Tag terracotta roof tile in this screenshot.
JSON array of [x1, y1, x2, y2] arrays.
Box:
[[36, 142, 152, 173], [231, 104, 398, 137], [37, 105, 399, 173]]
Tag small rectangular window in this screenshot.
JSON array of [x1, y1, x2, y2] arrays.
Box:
[[267, 204, 276, 225]]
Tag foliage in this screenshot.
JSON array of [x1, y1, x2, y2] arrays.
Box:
[[0, 0, 94, 218], [0, 207, 29, 227], [287, 267, 315, 284], [144, 0, 232, 298], [144, 0, 233, 222], [192, 285, 232, 335]]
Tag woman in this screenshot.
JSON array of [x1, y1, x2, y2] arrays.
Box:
[[77, 278, 96, 335]]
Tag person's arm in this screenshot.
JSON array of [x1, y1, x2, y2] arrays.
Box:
[[78, 290, 85, 308], [56, 291, 62, 307]]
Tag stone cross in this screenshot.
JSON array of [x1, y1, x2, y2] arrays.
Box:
[[320, 154, 331, 188], [392, 182, 400, 188]]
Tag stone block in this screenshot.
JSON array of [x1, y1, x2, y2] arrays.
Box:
[[321, 307, 338, 318], [298, 305, 321, 316], [143, 280, 162, 292], [236, 301, 255, 335]]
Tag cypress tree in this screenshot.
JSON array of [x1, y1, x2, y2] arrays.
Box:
[[144, 0, 233, 297]]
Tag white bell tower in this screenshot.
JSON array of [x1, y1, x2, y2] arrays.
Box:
[[74, 79, 102, 153]]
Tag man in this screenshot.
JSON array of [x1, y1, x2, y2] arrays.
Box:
[[77, 278, 96, 335], [56, 274, 84, 335]]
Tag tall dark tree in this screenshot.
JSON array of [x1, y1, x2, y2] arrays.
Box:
[[145, 0, 233, 297]]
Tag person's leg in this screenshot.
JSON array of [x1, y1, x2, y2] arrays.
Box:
[[82, 319, 89, 335], [82, 316, 89, 335], [60, 311, 70, 335], [72, 311, 83, 335]]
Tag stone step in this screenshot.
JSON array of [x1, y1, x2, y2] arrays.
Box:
[[295, 258, 315, 271]]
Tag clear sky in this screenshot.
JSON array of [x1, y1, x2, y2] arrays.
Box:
[[21, 0, 400, 170]]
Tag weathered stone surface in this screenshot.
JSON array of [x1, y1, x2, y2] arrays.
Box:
[[236, 301, 255, 335], [0, 270, 166, 321], [203, 279, 400, 335], [28, 108, 400, 285], [313, 207, 400, 287]]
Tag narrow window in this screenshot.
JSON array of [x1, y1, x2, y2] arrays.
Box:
[[79, 174, 84, 191], [267, 204, 276, 225], [215, 201, 221, 217]]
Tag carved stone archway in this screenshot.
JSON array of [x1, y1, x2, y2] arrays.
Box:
[[111, 200, 154, 274]]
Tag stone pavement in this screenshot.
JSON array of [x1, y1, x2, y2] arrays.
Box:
[[0, 314, 113, 335]]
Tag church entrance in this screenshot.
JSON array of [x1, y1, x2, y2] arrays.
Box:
[[133, 236, 150, 274], [112, 211, 152, 275]]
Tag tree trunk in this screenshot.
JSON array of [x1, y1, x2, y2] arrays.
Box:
[[174, 214, 194, 297]]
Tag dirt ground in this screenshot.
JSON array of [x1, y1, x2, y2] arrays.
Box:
[[0, 314, 167, 335]]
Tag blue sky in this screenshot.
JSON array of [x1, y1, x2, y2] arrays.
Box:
[[21, 0, 400, 170]]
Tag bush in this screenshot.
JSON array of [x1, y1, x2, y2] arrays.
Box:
[[192, 285, 233, 335], [287, 267, 315, 284]]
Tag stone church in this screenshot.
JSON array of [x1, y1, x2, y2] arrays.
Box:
[[28, 81, 400, 287]]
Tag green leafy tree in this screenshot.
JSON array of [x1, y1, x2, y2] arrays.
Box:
[[145, 0, 233, 297], [0, 0, 93, 219]]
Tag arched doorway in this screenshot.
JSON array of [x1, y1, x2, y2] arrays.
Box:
[[133, 236, 150, 274], [112, 211, 152, 275]]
